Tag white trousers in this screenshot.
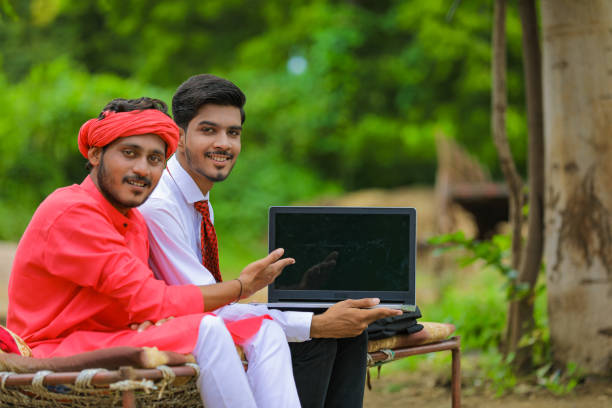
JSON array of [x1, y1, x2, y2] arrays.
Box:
[[193, 315, 301, 407]]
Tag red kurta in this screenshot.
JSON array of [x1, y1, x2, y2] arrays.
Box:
[[8, 177, 210, 358]]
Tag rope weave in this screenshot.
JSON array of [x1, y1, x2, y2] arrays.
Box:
[[32, 370, 54, 394], [368, 348, 397, 368], [109, 378, 157, 393], [381, 348, 396, 362], [0, 371, 33, 405], [186, 362, 201, 377], [0, 367, 204, 407], [0, 371, 15, 391], [75, 368, 109, 389], [155, 364, 176, 399]]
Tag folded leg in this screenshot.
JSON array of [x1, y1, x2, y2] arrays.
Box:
[[242, 319, 301, 407], [193, 315, 257, 408]]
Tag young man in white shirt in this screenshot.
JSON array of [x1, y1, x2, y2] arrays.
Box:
[[140, 74, 401, 407]]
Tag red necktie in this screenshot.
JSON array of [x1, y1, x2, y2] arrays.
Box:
[[194, 200, 222, 282]]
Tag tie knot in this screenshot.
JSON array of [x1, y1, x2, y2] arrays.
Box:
[[194, 200, 210, 217]]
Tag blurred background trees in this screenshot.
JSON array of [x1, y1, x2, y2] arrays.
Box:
[[0, 0, 527, 241]]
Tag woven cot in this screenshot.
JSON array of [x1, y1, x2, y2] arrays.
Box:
[[0, 364, 203, 408], [0, 323, 459, 408]]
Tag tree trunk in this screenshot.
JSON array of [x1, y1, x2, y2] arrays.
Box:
[[503, 0, 545, 373], [492, 0, 542, 370], [492, 0, 524, 272], [541, 0, 612, 374]]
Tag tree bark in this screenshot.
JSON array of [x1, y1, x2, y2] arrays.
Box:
[[541, 0, 612, 374], [503, 0, 545, 372], [492, 0, 537, 368]]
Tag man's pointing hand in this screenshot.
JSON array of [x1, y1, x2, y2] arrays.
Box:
[[239, 248, 295, 299]]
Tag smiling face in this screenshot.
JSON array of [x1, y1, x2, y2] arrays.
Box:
[[88, 134, 166, 214], [176, 104, 242, 193]]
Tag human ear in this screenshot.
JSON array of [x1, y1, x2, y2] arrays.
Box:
[[177, 128, 186, 152], [87, 147, 102, 167]]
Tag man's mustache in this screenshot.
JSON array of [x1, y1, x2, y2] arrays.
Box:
[[123, 175, 152, 187], [205, 151, 234, 159]]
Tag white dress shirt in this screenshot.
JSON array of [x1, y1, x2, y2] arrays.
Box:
[[140, 155, 312, 342]]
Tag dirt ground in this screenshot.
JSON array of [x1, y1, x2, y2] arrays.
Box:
[[1, 187, 611, 406], [363, 368, 612, 408]]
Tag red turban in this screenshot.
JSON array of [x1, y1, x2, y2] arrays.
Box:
[[78, 109, 180, 159]]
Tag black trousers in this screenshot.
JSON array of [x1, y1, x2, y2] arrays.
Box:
[[289, 331, 368, 408]]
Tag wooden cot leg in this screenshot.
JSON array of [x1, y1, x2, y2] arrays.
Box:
[[120, 366, 137, 408], [451, 346, 461, 408], [122, 389, 136, 408]]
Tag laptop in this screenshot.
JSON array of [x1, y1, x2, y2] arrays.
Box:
[[265, 206, 417, 312]]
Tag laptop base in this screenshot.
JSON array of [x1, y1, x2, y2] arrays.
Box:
[[253, 302, 417, 313]]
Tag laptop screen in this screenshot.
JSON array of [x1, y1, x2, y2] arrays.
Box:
[[268, 207, 416, 304]]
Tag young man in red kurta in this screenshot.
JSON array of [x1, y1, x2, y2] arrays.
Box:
[[7, 97, 301, 407]]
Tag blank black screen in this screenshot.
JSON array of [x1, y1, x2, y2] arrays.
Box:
[[273, 212, 413, 291]]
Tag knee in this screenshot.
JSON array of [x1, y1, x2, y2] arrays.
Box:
[[198, 314, 230, 339], [290, 338, 337, 365], [249, 319, 289, 354], [259, 319, 286, 343]]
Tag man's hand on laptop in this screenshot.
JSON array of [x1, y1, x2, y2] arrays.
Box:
[[239, 248, 295, 298], [309, 298, 402, 338]]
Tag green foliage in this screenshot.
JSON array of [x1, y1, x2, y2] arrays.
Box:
[[1, 0, 529, 193], [0, 59, 172, 239], [0, 0, 18, 21], [427, 230, 585, 395], [481, 349, 518, 396], [428, 231, 532, 301], [536, 361, 582, 396], [0, 59, 338, 245], [421, 262, 508, 350], [1, 0, 532, 280]]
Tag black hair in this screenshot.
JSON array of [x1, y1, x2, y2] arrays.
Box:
[[85, 97, 170, 171], [98, 97, 170, 118], [172, 74, 246, 131]]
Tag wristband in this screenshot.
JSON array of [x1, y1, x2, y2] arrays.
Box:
[[230, 278, 243, 305]]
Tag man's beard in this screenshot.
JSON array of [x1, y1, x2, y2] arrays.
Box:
[[185, 147, 236, 183], [97, 153, 152, 211]]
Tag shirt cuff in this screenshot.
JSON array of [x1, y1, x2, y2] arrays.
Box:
[[276, 310, 313, 342]]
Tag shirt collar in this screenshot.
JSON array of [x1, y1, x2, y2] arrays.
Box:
[[81, 175, 135, 232], [166, 155, 210, 204]]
